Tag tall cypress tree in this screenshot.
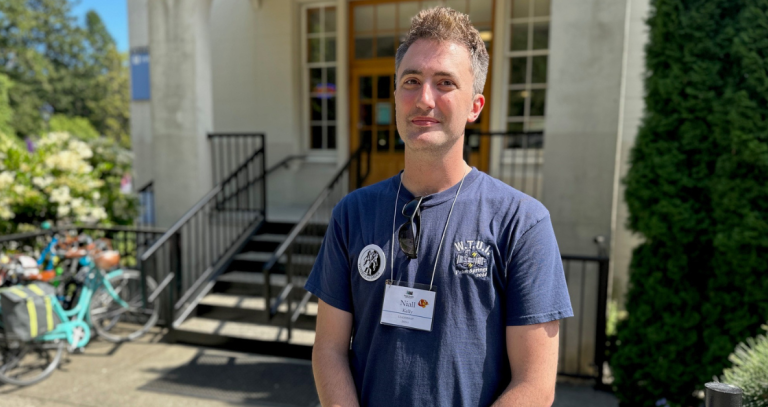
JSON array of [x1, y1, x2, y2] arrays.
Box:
[[612, 1, 768, 406]]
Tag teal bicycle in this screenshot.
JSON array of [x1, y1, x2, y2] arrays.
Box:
[[0, 245, 159, 386]]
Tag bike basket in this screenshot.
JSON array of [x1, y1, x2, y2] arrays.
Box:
[[0, 283, 60, 342]]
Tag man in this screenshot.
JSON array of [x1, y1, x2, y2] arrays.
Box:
[[305, 7, 572, 407]]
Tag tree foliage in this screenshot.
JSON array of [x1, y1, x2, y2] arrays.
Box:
[[0, 0, 129, 144], [611, 1, 768, 406]]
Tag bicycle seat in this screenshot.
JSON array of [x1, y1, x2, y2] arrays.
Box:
[[65, 248, 87, 259], [94, 251, 120, 270]]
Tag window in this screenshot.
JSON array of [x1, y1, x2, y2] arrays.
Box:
[[304, 5, 338, 150], [505, 0, 549, 139]]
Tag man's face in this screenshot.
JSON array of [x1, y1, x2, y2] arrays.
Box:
[[394, 39, 484, 155]]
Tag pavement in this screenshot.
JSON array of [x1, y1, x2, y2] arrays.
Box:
[[0, 327, 618, 407]]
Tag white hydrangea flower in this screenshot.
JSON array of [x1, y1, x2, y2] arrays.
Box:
[[69, 140, 93, 160], [0, 204, 13, 220], [0, 171, 15, 189], [83, 207, 108, 223], [32, 176, 54, 189], [38, 132, 71, 148], [12, 184, 26, 195], [92, 191, 101, 201], [50, 186, 71, 204], [57, 205, 71, 217]]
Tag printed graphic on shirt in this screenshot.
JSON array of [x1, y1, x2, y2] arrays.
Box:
[[453, 240, 492, 278], [358, 244, 386, 281]]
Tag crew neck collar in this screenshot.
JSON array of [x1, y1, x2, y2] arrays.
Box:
[[391, 168, 481, 208]]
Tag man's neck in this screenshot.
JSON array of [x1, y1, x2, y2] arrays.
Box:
[[401, 139, 469, 197]]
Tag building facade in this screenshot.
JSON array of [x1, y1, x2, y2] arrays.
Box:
[[127, 0, 650, 307]]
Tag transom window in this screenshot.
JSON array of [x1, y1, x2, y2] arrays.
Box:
[[505, 0, 550, 137], [304, 5, 338, 150]]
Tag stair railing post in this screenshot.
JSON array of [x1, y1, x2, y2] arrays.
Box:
[[261, 134, 267, 219], [286, 245, 294, 342]]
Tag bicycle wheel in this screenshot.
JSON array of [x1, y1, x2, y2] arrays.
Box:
[[89, 269, 159, 343], [0, 332, 64, 387]]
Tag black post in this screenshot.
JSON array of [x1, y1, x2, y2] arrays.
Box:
[[705, 382, 743, 407], [594, 257, 610, 388], [261, 134, 267, 219]]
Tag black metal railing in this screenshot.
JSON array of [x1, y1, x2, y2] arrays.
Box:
[[464, 131, 544, 200], [209, 133, 265, 185], [140, 134, 267, 329], [557, 255, 609, 384], [262, 142, 371, 340], [0, 226, 165, 270]]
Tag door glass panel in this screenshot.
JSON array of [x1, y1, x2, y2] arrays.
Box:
[[308, 38, 322, 62], [509, 57, 527, 85], [530, 89, 546, 116], [327, 68, 337, 88], [376, 35, 396, 57], [508, 90, 526, 117], [510, 23, 528, 51], [377, 129, 390, 151], [328, 126, 337, 149], [308, 8, 321, 33], [360, 77, 373, 99], [355, 6, 374, 32], [512, 0, 530, 18], [310, 68, 322, 91], [324, 7, 337, 32], [377, 4, 396, 31], [311, 126, 323, 149], [533, 0, 550, 17], [310, 98, 322, 120], [531, 56, 547, 83], [327, 97, 336, 120], [324, 37, 336, 61], [355, 37, 374, 59], [377, 76, 392, 99], [360, 130, 372, 148], [361, 104, 373, 125], [532, 22, 549, 49], [376, 102, 392, 125]]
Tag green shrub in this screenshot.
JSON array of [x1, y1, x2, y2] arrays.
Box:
[[611, 1, 768, 406], [721, 325, 768, 407], [49, 114, 99, 140]]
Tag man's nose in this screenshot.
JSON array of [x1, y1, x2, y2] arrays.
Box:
[[416, 82, 436, 111]]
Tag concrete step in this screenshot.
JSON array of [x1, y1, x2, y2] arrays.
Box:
[[176, 317, 315, 347], [199, 293, 318, 316], [213, 271, 311, 296]]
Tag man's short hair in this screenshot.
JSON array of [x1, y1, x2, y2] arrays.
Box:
[[395, 6, 490, 96]]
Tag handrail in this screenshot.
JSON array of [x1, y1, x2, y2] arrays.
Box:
[[261, 147, 367, 274], [263, 142, 370, 323], [0, 225, 166, 244]]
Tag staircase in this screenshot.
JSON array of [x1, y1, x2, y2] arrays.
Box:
[[170, 221, 319, 359], [141, 135, 371, 359]]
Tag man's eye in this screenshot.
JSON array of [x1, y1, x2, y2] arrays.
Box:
[[439, 80, 456, 87], [404, 79, 418, 85]]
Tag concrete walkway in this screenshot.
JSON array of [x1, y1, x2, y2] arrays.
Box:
[[0, 328, 618, 407]]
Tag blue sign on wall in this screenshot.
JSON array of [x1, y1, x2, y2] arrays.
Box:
[[130, 48, 150, 100]]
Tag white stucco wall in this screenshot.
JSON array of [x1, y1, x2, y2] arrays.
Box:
[[610, 0, 650, 306], [127, 0, 152, 190], [542, 0, 627, 256], [209, 0, 343, 221]]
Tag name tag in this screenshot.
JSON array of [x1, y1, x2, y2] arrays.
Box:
[[380, 280, 436, 332]]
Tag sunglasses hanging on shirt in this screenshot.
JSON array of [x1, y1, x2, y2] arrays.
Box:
[[398, 196, 424, 259]]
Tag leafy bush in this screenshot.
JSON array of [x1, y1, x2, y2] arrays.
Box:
[[721, 325, 768, 407], [49, 114, 99, 140], [0, 131, 137, 233], [611, 1, 768, 406]]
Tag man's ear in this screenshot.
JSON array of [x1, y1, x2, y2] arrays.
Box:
[[467, 93, 486, 123]]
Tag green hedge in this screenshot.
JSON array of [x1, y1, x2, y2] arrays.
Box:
[[611, 1, 768, 406]]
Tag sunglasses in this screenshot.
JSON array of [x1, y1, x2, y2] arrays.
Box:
[[398, 196, 424, 259]]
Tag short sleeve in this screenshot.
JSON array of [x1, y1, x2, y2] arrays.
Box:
[[304, 208, 353, 313], [504, 216, 573, 326]]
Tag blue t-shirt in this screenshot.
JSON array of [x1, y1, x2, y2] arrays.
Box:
[[304, 169, 573, 407]]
